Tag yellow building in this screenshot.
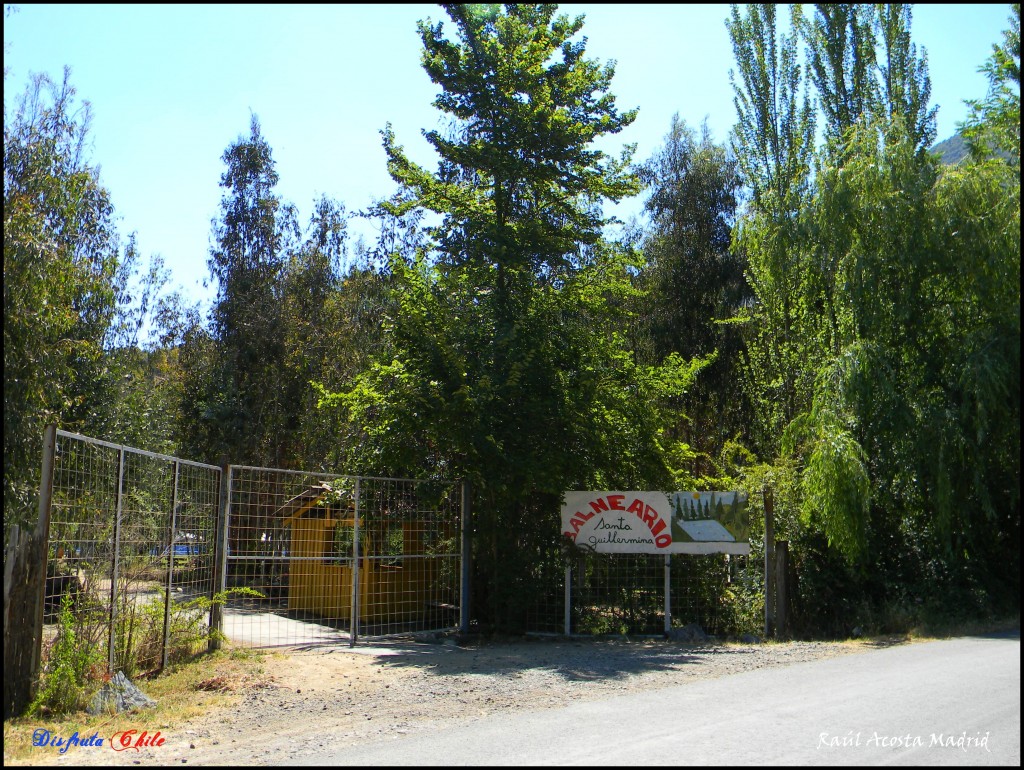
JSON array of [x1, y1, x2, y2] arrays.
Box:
[[278, 483, 453, 623]]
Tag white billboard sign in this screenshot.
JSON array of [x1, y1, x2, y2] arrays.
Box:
[[561, 491, 749, 555]]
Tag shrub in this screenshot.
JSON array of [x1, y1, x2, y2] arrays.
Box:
[[29, 594, 104, 716]]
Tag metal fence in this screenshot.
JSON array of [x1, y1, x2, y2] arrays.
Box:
[[525, 550, 760, 637], [44, 429, 220, 677], [220, 466, 466, 648], [28, 424, 767, 702]]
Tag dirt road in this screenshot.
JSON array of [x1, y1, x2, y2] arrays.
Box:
[[27, 636, 887, 766]]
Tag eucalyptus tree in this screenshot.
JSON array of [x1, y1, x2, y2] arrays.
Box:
[[4, 69, 122, 533], [191, 115, 297, 466], [637, 116, 750, 479], [278, 195, 349, 468]]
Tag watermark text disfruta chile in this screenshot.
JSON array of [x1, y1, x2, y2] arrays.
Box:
[[32, 727, 167, 753]]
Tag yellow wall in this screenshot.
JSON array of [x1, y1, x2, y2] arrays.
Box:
[[287, 517, 450, 622]]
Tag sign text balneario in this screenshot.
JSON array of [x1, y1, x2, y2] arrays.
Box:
[[561, 491, 750, 555]]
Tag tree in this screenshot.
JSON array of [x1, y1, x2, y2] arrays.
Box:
[[726, 3, 816, 454], [797, 4, 935, 156], [278, 195, 351, 468], [189, 115, 296, 466], [798, 4, 878, 149], [729, 3, 1019, 622], [786, 115, 1019, 585], [636, 116, 750, 479], [962, 3, 1020, 169], [4, 69, 122, 533], [318, 4, 704, 629], [872, 4, 936, 154], [728, 4, 816, 216]]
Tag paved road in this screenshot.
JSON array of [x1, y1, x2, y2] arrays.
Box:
[[298, 634, 1020, 766]]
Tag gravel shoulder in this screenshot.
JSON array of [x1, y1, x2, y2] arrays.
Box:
[[33, 635, 905, 766]]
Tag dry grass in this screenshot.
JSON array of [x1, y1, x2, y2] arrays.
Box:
[[2, 647, 274, 765]]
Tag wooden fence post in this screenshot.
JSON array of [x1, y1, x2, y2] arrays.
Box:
[[3, 425, 57, 718], [775, 540, 789, 637], [460, 479, 471, 636], [764, 488, 776, 638], [663, 555, 672, 636], [3, 526, 40, 719], [564, 563, 572, 636]]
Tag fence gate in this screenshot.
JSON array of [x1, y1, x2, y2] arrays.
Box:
[[221, 467, 466, 648], [40, 429, 220, 677]]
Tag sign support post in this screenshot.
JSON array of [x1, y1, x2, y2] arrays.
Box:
[[663, 555, 672, 635]]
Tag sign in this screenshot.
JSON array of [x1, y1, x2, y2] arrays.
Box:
[[561, 491, 749, 555]]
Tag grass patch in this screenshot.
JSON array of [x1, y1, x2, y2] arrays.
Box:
[[2, 646, 272, 765], [902, 612, 1020, 641]]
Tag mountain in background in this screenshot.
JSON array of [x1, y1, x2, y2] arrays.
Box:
[[931, 133, 970, 165], [931, 132, 1013, 165]]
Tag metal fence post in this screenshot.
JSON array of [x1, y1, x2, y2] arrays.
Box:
[[459, 479, 471, 635], [664, 554, 672, 635], [210, 465, 231, 652], [109, 447, 126, 673], [29, 424, 58, 692], [350, 477, 361, 648], [162, 461, 180, 669]]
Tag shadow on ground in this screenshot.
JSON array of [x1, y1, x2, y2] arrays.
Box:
[[359, 637, 765, 682]]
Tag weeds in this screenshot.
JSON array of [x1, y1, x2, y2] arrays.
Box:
[[31, 586, 265, 716], [29, 595, 105, 716]]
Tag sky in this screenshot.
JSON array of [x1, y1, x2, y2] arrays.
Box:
[[4, 3, 1014, 314]]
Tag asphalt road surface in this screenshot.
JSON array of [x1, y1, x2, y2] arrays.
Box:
[[298, 633, 1020, 766]]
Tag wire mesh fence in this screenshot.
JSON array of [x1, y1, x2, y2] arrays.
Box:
[[669, 553, 759, 634], [524, 550, 762, 637], [44, 430, 220, 678], [573, 553, 666, 635], [222, 467, 464, 648], [34, 426, 761, 685], [524, 489, 764, 638]]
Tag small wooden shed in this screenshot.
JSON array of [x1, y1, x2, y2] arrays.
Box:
[[277, 483, 451, 623]]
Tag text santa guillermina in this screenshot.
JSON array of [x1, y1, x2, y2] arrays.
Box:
[[563, 493, 672, 548]]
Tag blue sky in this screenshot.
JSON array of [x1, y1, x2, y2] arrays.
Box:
[[4, 4, 1014, 313]]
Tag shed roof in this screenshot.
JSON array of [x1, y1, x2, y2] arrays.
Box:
[[276, 482, 335, 524]]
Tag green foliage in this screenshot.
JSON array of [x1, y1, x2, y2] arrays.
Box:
[[797, 4, 878, 146], [181, 115, 374, 471], [872, 4, 937, 153], [961, 3, 1020, 169], [316, 5, 711, 630], [636, 116, 751, 479], [727, 4, 819, 461], [186, 114, 297, 466], [727, 3, 816, 216], [796, 4, 936, 155], [4, 69, 122, 534], [30, 586, 263, 716], [114, 588, 263, 678], [729, 0, 1019, 627], [4, 68, 190, 537], [29, 595, 104, 716]]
